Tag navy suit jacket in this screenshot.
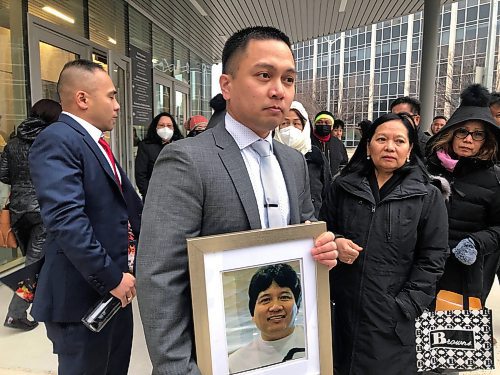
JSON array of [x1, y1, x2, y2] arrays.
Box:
[[29, 113, 142, 322]]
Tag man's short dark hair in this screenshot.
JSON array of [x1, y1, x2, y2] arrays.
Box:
[[333, 119, 345, 130], [57, 59, 105, 96], [248, 263, 302, 317], [390, 96, 421, 115], [222, 26, 292, 75], [490, 92, 500, 106], [433, 115, 447, 122]]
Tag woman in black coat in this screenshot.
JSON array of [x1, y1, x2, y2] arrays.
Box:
[[135, 112, 183, 199], [320, 113, 449, 375], [426, 84, 500, 308], [1, 99, 61, 331]]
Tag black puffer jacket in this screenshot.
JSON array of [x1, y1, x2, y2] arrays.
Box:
[[305, 145, 331, 218], [0, 118, 49, 225], [427, 154, 500, 302], [320, 165, 449, 375]]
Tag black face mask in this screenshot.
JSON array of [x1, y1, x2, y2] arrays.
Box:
[[187, 129, 205, 137], [315, 124, 331, 137]]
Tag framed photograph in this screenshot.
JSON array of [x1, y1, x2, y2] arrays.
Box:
[[187, 222, 332, 375]]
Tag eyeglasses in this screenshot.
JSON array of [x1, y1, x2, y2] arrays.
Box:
[[453, 128, 486, 141]]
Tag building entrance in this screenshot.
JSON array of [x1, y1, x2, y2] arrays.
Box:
[[28, 15, 134, 179]]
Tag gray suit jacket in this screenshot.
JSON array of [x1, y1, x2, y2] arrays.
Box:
[[136, 120, 315, 374]]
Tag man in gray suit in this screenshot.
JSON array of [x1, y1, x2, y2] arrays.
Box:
[[137, 26, 338, 375]]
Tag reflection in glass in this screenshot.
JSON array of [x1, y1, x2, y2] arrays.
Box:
[[175, 90, 188, 137], [29, 0, 85, 37], [155, 83, 171, 114], [39, 42, 78, 101]]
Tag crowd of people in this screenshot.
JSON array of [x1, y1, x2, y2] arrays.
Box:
[[1, 25, 499, 375]]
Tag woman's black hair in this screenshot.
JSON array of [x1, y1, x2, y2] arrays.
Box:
[[30, 99, 62, 124], [342, 112, 425, 177], [144, 112, 183, 144], [248, 263, 301, 317]]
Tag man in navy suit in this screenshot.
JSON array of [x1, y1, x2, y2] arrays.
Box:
[[29, 60, 142, 374]]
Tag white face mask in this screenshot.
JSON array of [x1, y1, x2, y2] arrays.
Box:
[[157, 127, 174, 141], [279, 126, 305, 148]]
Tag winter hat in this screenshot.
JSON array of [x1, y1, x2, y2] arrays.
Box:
[[426, 84, 500, 156], [188, 115, 208, 131]]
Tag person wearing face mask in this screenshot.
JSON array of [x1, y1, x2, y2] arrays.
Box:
[[274, 101, 331, 218], [135, 112, 183, 199], [186, 115, 208, 137], [311, 110, 348, 177]]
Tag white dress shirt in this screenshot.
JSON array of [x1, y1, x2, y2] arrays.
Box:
[[225, 113, 290, 228]]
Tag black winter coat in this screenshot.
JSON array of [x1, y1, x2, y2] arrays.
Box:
[[320, 165, 449, 375], [134, 140, 166, 197], [427, 154, 500, 303], [312, 135, 348, 177], [305, 145, 331, 218], [0, 118, 49, 225]]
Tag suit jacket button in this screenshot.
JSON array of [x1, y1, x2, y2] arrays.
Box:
[[120, 219, 127, 225]]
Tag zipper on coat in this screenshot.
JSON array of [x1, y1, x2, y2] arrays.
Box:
[[386, 203, 392, 242]]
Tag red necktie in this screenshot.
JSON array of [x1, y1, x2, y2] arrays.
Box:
[[98, 137, 121, 187], [98, 136, 136, 272]]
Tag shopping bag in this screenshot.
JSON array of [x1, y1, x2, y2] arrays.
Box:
[[0, 208, 17, 248], [415, 309, 495, 372], [0, 258, 44, 302], [435, 289, 482, 311]]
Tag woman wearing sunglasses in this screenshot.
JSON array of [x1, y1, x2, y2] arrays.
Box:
[[426, 84, 500, 318]]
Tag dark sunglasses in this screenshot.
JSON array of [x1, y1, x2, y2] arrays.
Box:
[[453, 127, 486, 141]]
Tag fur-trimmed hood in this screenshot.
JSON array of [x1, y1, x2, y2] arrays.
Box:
[[429, 175, 451, 201]]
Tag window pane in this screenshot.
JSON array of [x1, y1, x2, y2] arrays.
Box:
[[29, 0, 85, 37], [89, 0, 126, 54]]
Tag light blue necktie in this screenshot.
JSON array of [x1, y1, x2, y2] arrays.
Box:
[[251, 140, 285, 228]]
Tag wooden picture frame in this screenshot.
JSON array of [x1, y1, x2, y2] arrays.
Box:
[[187, 222, 333, 375]]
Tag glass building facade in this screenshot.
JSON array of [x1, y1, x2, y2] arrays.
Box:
[[0, 0, 212, 270], [294, 0, 498, 147]]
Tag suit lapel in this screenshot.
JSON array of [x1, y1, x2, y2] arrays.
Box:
[[212, 124, 262, 230], [273, 141, 300, 224], [59, 114, 124, 195]]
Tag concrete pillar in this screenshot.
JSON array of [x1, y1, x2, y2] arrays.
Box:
[[312, 39, 318, 100], [419, 0, 441, 132], [444, 2, 458, 118], [337, 32, 346, 116], [368, 24, 377, 120], [484, 0, 498, 91], [404, 14, 414, 96]]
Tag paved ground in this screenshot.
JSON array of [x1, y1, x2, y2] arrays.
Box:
[[0, 283, 152, 374], [1, 278, 499, 374]]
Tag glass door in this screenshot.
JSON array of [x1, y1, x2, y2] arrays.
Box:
[[174, 83, 190, 137], [28, 15, 91, 103], [155, 80, 172, 114], [175, 90, 188, 135], [109, 55, 134, 182]]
